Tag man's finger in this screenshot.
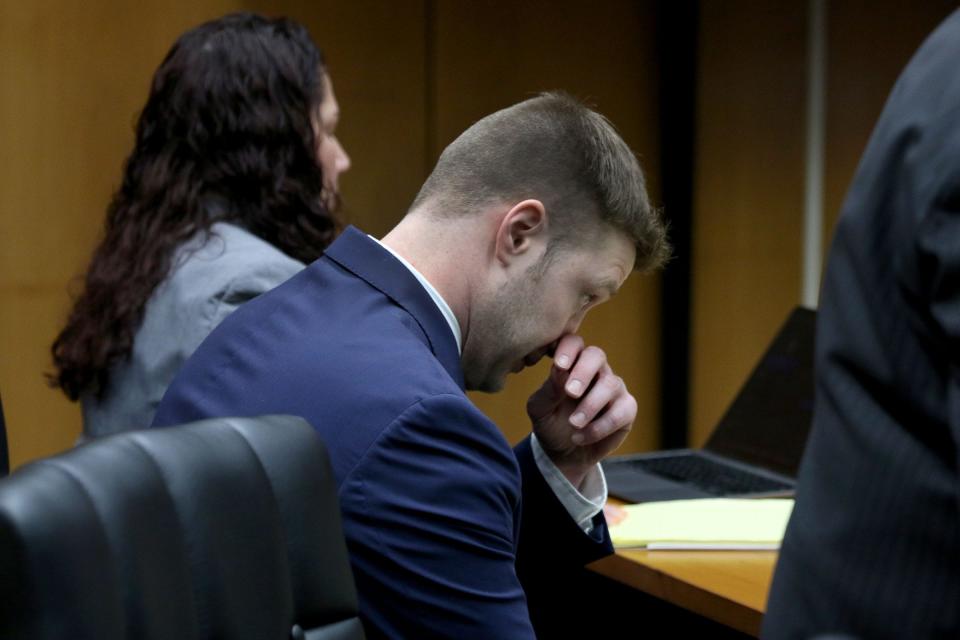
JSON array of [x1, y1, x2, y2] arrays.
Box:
[[571, 392, 637, 445], [564, 346, 606, 399], [552, 334, 584, 370], [569, 370, 621, 428]]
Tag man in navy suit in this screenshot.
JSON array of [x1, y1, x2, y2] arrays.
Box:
[[762, 10, 960, 639], [153, 92, 669, 637]]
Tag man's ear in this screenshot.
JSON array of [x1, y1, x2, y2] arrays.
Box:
[[493, 199, 547, 266]]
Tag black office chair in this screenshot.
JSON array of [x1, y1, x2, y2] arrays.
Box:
[[0, 415, 364, 640]]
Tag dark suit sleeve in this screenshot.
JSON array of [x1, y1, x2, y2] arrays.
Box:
[[913, 148, 960, 466], [764, 16, 960, 637], [514, 437, 614, 637], [338, 394, 535, 639]]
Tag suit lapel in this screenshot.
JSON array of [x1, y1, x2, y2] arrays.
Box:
[[323, 226, 465, 390]]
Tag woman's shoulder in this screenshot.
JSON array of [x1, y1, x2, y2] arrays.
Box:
[[148, 223, 304, 316], [173, 223, 305, 286], [191, 222, 302, 265]]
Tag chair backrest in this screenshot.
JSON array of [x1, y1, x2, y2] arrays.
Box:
[[0, 392, 8, 477], [0, 415, 363, 640]]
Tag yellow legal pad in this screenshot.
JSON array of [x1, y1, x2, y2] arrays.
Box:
[[609, 498, 794, 550]]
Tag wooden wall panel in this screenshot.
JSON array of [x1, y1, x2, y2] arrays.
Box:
[[0, 0, 242, 468], [431, 0, 662, 453], [822, 0, 955, 250], [0, 0, 426, 468], [691, 0, 955, 449], [2, 1, 662, 466], [7, 1, 955, 470], [248, 0, 428, 238], [690, 0, 807, 446]]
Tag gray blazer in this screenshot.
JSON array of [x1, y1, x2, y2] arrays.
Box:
[[81, 223, 305, 437]]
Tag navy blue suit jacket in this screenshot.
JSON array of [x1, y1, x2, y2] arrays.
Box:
[[763, 10, 960, 638], [153, 227, 612, 638]]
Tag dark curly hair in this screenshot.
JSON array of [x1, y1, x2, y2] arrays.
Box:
[[51, 12, 336, 401]]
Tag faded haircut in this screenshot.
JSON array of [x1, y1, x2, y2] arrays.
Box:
[[409, 91, 670, 272]]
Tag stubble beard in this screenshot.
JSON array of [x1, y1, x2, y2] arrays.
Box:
[[461, 272, 543, 393]]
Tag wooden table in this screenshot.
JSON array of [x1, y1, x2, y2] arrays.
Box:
[[588, 530, 778, 636]]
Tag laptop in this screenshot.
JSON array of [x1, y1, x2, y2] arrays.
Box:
[[602, 306, 815, 503]]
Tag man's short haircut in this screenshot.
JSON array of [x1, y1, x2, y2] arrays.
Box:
[[410, 91, 670, 272]]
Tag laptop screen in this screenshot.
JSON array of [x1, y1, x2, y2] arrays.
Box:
[[704, 307, 816, 478]]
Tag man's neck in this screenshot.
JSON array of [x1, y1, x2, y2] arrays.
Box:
[[380, 214, 480, 338]]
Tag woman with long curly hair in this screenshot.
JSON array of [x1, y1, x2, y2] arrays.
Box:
[[50, 13, 350, 437]]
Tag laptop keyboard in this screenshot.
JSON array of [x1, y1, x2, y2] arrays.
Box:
[[632, 455, 793, 496]]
